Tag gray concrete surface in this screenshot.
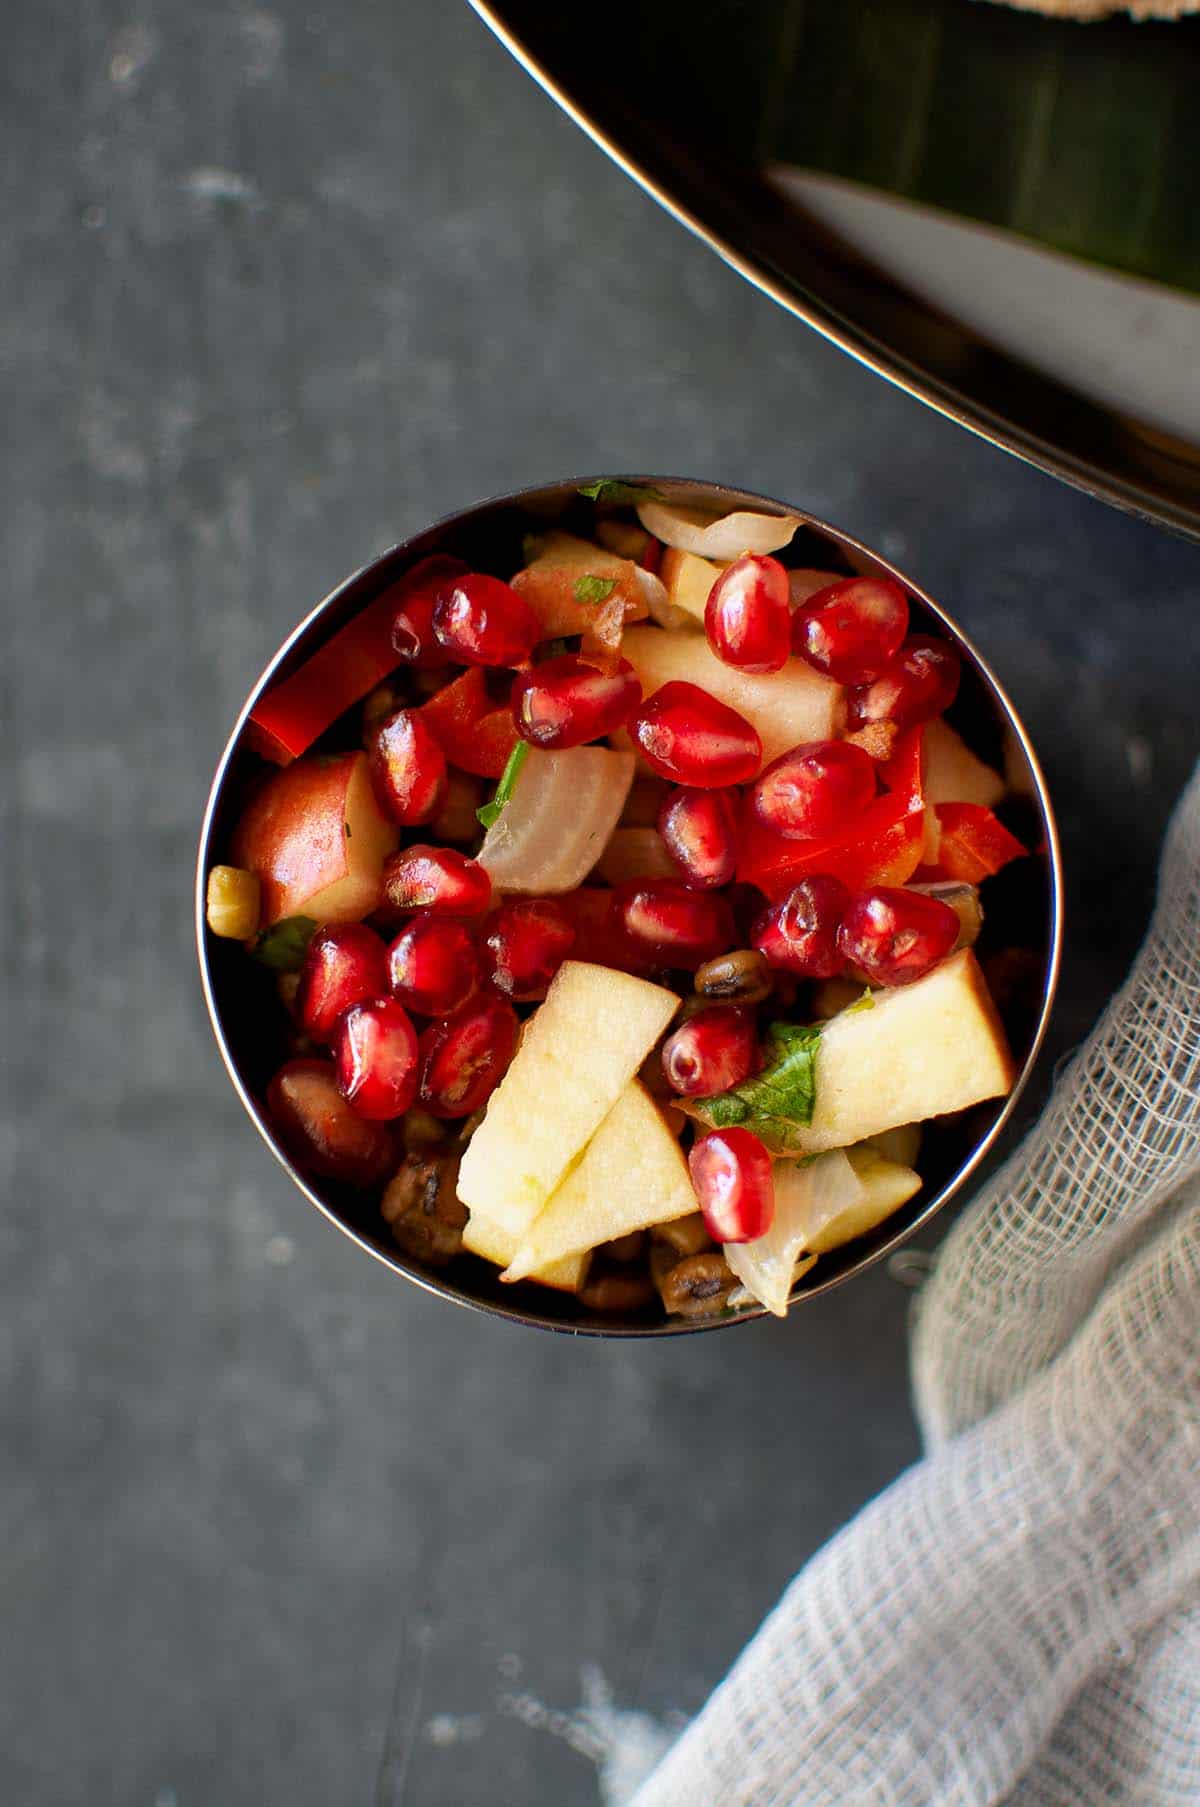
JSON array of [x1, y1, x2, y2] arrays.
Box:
[[3, 2, 1197, 1803]]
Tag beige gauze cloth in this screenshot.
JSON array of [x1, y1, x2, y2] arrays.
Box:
[[633, 759, 1200, 1806]]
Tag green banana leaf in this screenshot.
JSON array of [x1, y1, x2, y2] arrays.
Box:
[[765, 0, 1200, 293], [616, 0, 1200, 294]]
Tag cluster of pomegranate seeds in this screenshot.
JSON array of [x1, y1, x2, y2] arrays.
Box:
[[296, 924, 389, 1041], [485, 898, 575, 1000], [418, 994, 519, 1118], [511, 654, 641, 749], [791, 577, 909, 684], [268, 1059, 398, 1185], [838, 886, 959, 986], [382, 844, 492, 916], [752, 875, 850, 979], [433, 574, 538, 668], [614, 880, 735, 970], [849, 636, 960, 731], [370, 708, 447, 825], [749, 739, 876, 841], [704, 554, 791, 673], [387, 914, 480, 1016], [632, 681, 761, 787], [689, 1127, 775, 1243], [334, 999, 419, 1120], [661, 1005, 758, 1097], [658, 788, 738, 889]]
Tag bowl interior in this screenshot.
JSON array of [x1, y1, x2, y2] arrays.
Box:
[[197, 477, 1061, 1336]]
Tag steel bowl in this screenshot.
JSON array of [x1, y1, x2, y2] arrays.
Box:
[[196, 476, 1062, 1336]]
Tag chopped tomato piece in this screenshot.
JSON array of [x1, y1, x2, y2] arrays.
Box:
[[928, 804, 1026, 884], [737, 727, 926, 900], [419, 667, 520, 779], [246, 556, 464, 764]]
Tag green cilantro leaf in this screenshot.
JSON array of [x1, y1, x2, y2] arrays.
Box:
[[250, 915, 317, 972], [573, 574, 618, 607], [689, 1021, 822, 1153], [477, 740, 530, 830], [577, 480, 667, 505], [845, 989, 875, 1014]]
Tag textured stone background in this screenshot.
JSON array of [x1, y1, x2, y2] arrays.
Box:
[[3, 2, 1196, 1802]]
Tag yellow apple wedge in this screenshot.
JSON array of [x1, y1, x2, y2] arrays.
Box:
[[658, 546, 724, 623], [788, 949, 1015, 1154], [620, 625, 844, 768], [462, 1211, 588, 1293], [923, 718, 1006, 809], [803, 1145, 924, 1255], [501, 1081, 696, 1282], [456, 961, 679, 1236]]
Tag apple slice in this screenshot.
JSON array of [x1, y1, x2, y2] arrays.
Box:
[[510, 532, 649, 640], [230, 750, 398, 927], [620, 626, 843, 768], [462, 1210, 588, 1293], [658, 546, 723, 625], [501, 1081, 695, 1281], [457, 961, 679, 1235], [923, 718, 1005, 809], [803, 1145, 923, 1255], [790, 949, 1015, 1154]]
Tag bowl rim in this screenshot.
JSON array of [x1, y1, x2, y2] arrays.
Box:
[[196, 474, 1063, 1337]]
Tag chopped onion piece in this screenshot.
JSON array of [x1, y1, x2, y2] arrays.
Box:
[[909, 880, 983, 950], [636, 499, 800, 561], [729, 1253, 816, 1313], [724, 1150, 864, 1317], [479, 745, 635, 894]]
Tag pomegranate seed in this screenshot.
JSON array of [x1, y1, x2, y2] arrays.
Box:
[[661, 1005, 759, 1097], [370, 708, 447, 825], [704, 554, 791, 673], [418, 994, 519, 1119], [511, 654, 641, 749], [614, 879, 735, 970], [838, 885, 959, 986], [333, 998, 419, 1120], [849, 635, 961, 731], [752, 875, 850, 978], [296, 923, 389, 1043], [391, 588, 442, 668], [484, 898, 576, 1000], [793, 578, 909, 684], [749, 739, 876, 840], [689, 1127, 775, 1243], [382, 845, 492, 917], [267, 1058, 397, 1185], [387, 914, 480, 1016], [632, 681, 761, 788], [657, 787, 739, 890], [433, 573, 538, 667]]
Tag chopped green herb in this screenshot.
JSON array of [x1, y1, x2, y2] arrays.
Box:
[[573, 574, 617, 607], [845, 989, 875, 1014], [577, 480, 667, 505], [477, 740, 530, 829], [250, 915, 317, 972], [689, 1021, 822, 1153]]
